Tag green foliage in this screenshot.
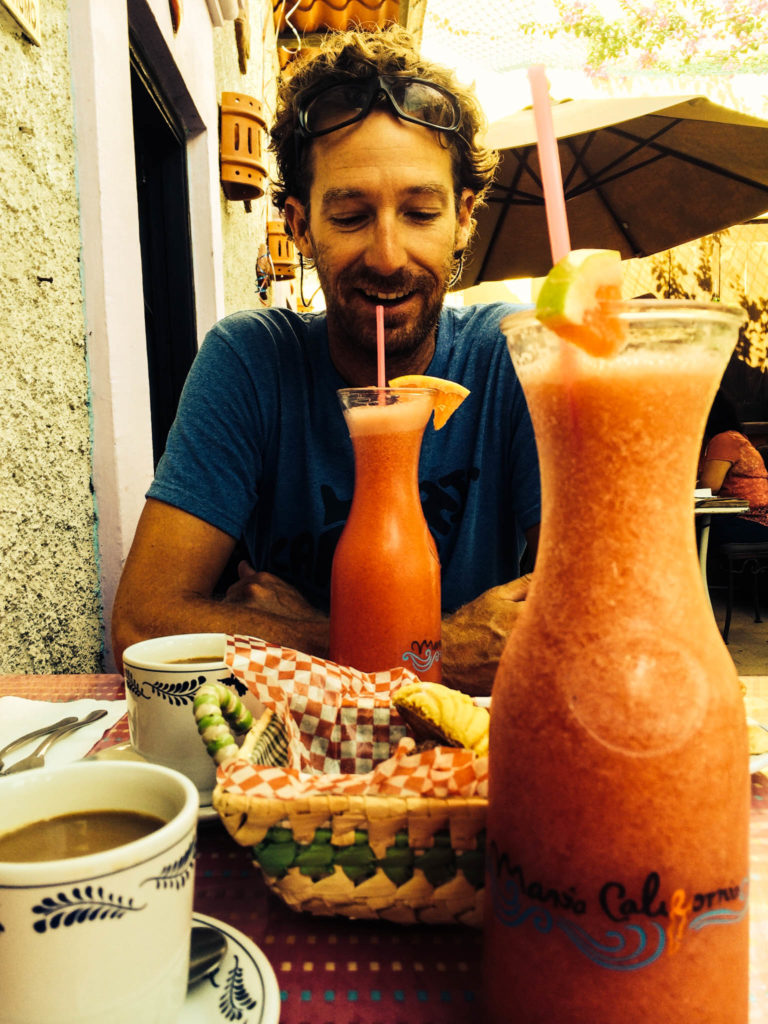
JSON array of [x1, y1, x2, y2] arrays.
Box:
[[648, 251, 695, 299], [736, 291, 768, 363], [647, 236, 760, 365], [520, 1, 768, 77]]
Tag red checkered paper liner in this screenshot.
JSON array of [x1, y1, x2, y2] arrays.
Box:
[[217, 736, 489, 800], [226, 634, 417, 775]]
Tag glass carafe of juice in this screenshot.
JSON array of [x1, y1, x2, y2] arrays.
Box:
[[485, 300, 750, 1023], [330, 387, 442, 681]]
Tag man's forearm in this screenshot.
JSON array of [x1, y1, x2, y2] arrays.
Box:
[[112, 590, 329, 672], [113, 562, 529, 694]]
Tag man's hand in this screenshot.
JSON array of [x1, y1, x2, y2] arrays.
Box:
[[224, 563, 329, 629], [224, 561, 530, 696], [441, 574, 532, 697]]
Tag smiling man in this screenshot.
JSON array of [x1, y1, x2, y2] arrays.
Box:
[[285, 117, 472, 384], [111, 28, 541, 694]]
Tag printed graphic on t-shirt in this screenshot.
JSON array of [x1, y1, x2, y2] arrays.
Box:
[[268, 467, 480, 605]]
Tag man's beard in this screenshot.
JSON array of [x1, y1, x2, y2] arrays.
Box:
[[310, 243, 455, 358]]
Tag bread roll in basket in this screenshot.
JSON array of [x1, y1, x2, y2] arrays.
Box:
[[193, 637, 489, 926]]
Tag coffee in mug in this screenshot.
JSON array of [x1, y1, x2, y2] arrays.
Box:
[[0, 761, 198, 1024]]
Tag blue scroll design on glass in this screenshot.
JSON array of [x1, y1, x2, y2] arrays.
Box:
[[555, 918, 666, 971], [492, 874, 554, 934], [31, 886, 146, 933], [688, 877, 749, 932], [402, 641, 441, 673], [490, 867, 666, 970], [491, 859, 748, 971], [212, 955, 258, 1021], [125, 667, 202, 706]]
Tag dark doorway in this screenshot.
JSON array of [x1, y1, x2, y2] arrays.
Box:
[[130, 52, 197, 467]]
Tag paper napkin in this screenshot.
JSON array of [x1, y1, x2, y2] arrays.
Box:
[[0, 697, 127, 771]]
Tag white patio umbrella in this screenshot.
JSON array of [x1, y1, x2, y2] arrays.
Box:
[[460, 95, 768, 285]]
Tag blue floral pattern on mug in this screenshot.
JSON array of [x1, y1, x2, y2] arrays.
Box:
[[31, 886, 146, 933], [212, 954, 258, 1021], [125, 667, 203, 706], [125, 668, 245, 705], [23, 839, 195, 933], [141, 838, 196, 891]]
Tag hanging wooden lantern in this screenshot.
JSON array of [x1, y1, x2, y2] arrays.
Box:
[[220, 93, 268, 202], [267, 221, 296, 280]]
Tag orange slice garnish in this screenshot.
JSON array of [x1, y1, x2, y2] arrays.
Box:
[[388, 374, 470, 429]]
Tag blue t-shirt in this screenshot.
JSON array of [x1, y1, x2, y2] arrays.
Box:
[[148, 303, 540, 613]]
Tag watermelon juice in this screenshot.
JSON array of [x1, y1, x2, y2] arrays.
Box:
[[485, 301, 750, 1023]]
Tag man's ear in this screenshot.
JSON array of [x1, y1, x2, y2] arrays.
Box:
[[455, 189, 476, 250], [283, 197, 313, 259]]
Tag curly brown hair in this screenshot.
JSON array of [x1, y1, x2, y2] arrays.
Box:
[[268, 26, 498, 221]]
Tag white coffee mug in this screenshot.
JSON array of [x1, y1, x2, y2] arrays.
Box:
[[122, 632, 256, 803], [0, 761, 198, 1024]]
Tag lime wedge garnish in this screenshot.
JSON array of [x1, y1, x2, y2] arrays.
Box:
[[535, 249, 624, 357]]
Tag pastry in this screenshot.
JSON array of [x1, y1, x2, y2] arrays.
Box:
[[393, 681, 490, 756], [745, 696, 768, 756]]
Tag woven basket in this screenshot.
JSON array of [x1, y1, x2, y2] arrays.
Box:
[[195, 682, 487, 926]]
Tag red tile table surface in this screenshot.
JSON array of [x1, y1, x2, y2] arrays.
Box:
[[2, 674, 767, 1024]]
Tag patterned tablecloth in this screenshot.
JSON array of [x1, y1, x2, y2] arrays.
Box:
[[1, 673, 767, 1024]]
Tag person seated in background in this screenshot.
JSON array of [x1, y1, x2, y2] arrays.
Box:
[[110, 27, 541, 695], [698, 388, 768, 544]]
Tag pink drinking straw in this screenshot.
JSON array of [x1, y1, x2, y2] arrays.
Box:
[[527, 65, 579, 428], [527, 65, 571, 264], [376, 304, 386, 388]]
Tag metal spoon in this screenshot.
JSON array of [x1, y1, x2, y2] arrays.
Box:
[[0, 710, 108, 774], [188, 926, 228, 988], [0, 716, 78, 772]]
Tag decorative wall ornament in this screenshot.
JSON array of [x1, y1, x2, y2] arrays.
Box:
[[235, 0, 250, 73], [219, 93, 268, 204], [169, 0, 182, 32], [255, 245, 273, 304], [267, 221, 296, 280]]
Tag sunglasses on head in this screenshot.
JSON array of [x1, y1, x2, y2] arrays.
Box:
[[296, 74, 462, 139]]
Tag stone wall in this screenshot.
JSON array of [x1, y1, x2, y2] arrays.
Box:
[[0, 1, 102, 672]]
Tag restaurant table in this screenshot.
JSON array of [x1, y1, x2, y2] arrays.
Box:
[[695, 497, 751, 603], [2, 673, 767, 1024]]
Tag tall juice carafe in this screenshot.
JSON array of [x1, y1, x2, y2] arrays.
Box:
[[485, 300, 750, 1022], [330, 387, 442, 681]]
